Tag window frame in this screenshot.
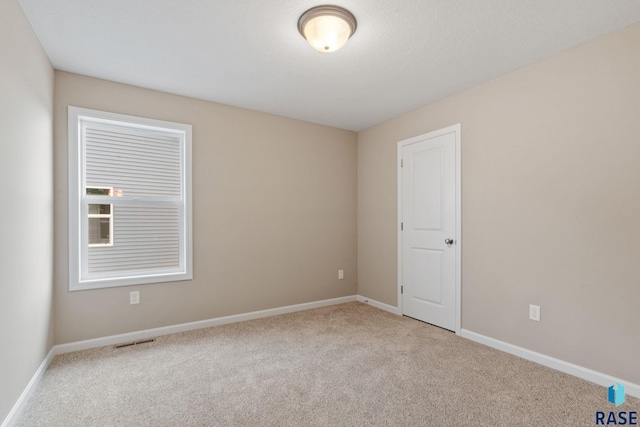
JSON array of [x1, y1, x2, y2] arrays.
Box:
[[68, 106, 193, 291]]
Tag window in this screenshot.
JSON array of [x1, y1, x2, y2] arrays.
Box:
[[87, 187, 113, 247], [68, 107, 192, 291]]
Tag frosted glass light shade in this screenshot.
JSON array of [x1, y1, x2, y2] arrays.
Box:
[[298, 6, 357, 53]]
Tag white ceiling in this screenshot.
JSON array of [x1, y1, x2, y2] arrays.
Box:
[[18, 0, 640, 131]]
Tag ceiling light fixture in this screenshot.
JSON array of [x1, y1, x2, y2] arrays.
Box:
[[298, 5, 357, 53]]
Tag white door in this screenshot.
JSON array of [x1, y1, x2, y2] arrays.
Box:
[[399, 125, 459, 332]]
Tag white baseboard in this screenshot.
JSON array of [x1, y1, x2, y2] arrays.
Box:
[[1, 347, 56, 427], [357, 295, 401, 315], [55, 295, 358, 354], [461, 329, 640, 399]]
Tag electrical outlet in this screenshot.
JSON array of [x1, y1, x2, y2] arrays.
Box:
[[529, 304, 540, 321], [130, 291, 140, 305], [338, 269, 344, 280]]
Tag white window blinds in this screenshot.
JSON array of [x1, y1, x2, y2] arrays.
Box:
[[69, 107, 192, 290]]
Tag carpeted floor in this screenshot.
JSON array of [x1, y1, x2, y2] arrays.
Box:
[[15, 302, 637, 426]]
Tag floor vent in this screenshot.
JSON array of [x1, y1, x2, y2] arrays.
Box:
[[114, 338, 156, 349]]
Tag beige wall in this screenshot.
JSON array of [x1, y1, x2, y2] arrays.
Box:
[[54, 72, 357, 344], [358, 22, 640, 384], [0, 0, 55, 422]]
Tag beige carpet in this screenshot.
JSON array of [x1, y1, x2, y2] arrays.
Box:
[[15, 302, 637, 426]]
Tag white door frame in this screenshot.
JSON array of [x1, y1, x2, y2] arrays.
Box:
[[397, 124, 462, 335]]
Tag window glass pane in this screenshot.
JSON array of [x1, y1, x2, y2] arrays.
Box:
[[87, 205, 179, 274], [86, 188, 111, 196], [84, 126, 182, 199], [89, 217, 111, 245]]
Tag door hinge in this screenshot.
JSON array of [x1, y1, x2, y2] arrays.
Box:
[[401, 285, 404, 294], [401, 159, 403, 167]]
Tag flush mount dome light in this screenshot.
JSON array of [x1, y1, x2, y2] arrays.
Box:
[[298, 5, 357, 53]]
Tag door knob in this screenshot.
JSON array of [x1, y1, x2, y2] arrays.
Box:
[[445, 238, 454, 246]]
